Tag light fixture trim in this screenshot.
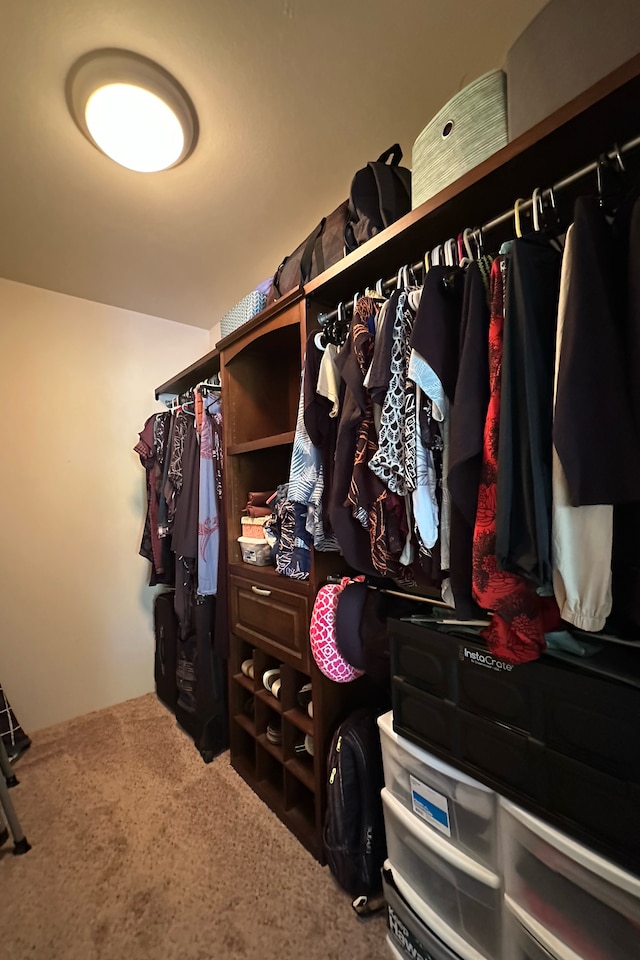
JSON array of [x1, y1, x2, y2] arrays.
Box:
[[67, 49, 199, 172]]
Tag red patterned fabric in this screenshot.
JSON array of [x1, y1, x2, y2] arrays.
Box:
[[472, 258, 560, 664], [310, 578, 365, 683]]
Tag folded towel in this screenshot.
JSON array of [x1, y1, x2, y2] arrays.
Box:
[[244, 505, 273, 518], [247, 491, 275, 507]]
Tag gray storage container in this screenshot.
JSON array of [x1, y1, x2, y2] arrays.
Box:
[[411, 70, 507, 209], [506, 0, 640, 140]]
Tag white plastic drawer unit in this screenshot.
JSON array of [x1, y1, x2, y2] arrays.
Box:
[[501, 797, 640, 960], [503, 896, 583, 960], [378, 712, 498, 870], [383, 861, 491, 960], [382, 789, 502, 960]]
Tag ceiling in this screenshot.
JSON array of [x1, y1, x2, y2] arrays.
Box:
[[0, 0, 548, 330]]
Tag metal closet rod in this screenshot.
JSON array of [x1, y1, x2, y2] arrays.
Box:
[[318, 132, 640, 327]]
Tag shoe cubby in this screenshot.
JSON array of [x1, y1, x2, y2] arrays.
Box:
[[229, 676, 256, 738], [283, 717, 315, 793], [255, 695, 284, 763], [230, 719, 256, 781], [231, 640, 257, 693], [284, 770, 316, 836], [256, 741, 284, 807], [281, 667, 314, 737]]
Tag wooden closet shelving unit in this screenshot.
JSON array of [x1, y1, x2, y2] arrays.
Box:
[[157, 54, 640, 862]]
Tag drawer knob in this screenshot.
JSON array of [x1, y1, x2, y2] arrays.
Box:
[[251, 585, 272, 597]]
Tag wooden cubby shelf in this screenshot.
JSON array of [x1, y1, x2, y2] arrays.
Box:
[[228, 432, 296, 456]]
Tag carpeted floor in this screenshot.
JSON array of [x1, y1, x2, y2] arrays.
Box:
[[0, 694, 389, 960]]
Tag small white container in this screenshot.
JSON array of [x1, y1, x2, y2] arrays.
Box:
[[382, 788, 502, 959], [500, 797, 640, 960], [237, 536, 271, 566], [378, 711, 498, 870], [503, 895, 582, 960]]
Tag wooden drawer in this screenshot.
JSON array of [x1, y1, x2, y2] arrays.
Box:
[[230, 574, 310, 671]]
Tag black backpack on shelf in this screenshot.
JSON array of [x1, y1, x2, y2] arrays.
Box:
[[344, 143, 412, 254], [324, 708, 387, 914]]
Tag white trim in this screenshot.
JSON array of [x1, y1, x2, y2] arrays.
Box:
[[505, 895, 583, 960]]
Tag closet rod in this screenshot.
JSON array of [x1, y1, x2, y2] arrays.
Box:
[[318, 131, 640, 328]]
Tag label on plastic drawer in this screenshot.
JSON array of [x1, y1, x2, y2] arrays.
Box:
[[389, 906, 436, 960], [410, 775, 451, 837]]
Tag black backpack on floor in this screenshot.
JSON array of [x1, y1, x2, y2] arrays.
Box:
[[324, 708, 387, 910]]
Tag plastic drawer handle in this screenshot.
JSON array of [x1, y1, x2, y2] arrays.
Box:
[[251, 585, 272, 597]]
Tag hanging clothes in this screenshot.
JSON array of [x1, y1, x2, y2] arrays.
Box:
[[197, 393, 221, 596], [612, 193, 640, 629], [368, 291, 418, 497], [172, 413, 200, 639], [330, 298, 392, 577], [288, 346, 339, 552], [134, 411, 173, 585], [552, 225, 613, 632], [495, 233, 562, 589], [447, 260, 492, 618], [303, 331, 341, 538], [554, 195, 640, 507], [473, 257, 559, 664], [209, 397, 229, 658], [409, 264, 466, 604]]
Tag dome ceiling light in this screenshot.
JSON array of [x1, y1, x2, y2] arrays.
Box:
[[67, 49, 198, 173]]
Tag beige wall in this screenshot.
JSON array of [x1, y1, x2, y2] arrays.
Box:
[[0, 279, 209, 732], [209, 320, 221, 349]]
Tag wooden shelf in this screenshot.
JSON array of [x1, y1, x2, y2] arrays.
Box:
[[155, 347, 220, 398], [228, 432, 295, 455], [285, 757, 315, 793], [257, 732, 284, 763], [284, 707, 314, 737], [233, 712, 256, 738], [232, 672, 254, 693], [255, 687, 282, 714]]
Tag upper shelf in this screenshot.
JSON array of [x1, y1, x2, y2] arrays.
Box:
[[157, 52, 640, 382], [303, 52, 640, 306]]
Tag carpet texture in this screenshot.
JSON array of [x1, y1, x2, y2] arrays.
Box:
[[0, 694, 389, 960]]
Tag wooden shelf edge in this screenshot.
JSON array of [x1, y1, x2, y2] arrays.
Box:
[[284, 757, 316, 793], [232, 672, 255, 693], [232, 712, 256, 738], [284, 707, 314, 737], [257, 732, 284, 763], [255, 688, 283, 714], [216, 289, 303, 352], [155, 346, 220, 398], [228, 432, 295, 455]]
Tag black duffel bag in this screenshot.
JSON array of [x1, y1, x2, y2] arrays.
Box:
[[266, 144, 411, 307]]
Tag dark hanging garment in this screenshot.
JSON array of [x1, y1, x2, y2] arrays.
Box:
[[135, 412, 174, 585], [410, 265, 466, 597], [473, 257, 560, 664], [612, 195, 640, 628], [329, 301, 381, 577], [554, 196, 640, 506], [171, 415, 199, 561], [410, 266, 465, 403], [447, 261, 491, 617], [496, 234, 562, 589], [209, 400, 230, 658], [303, 331, 341, 537]]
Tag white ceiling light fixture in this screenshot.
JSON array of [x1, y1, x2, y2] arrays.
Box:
[[67, 49, 198, 173]]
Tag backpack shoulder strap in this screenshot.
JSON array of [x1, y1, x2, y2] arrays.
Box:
[[368, 161, 411, 228]]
